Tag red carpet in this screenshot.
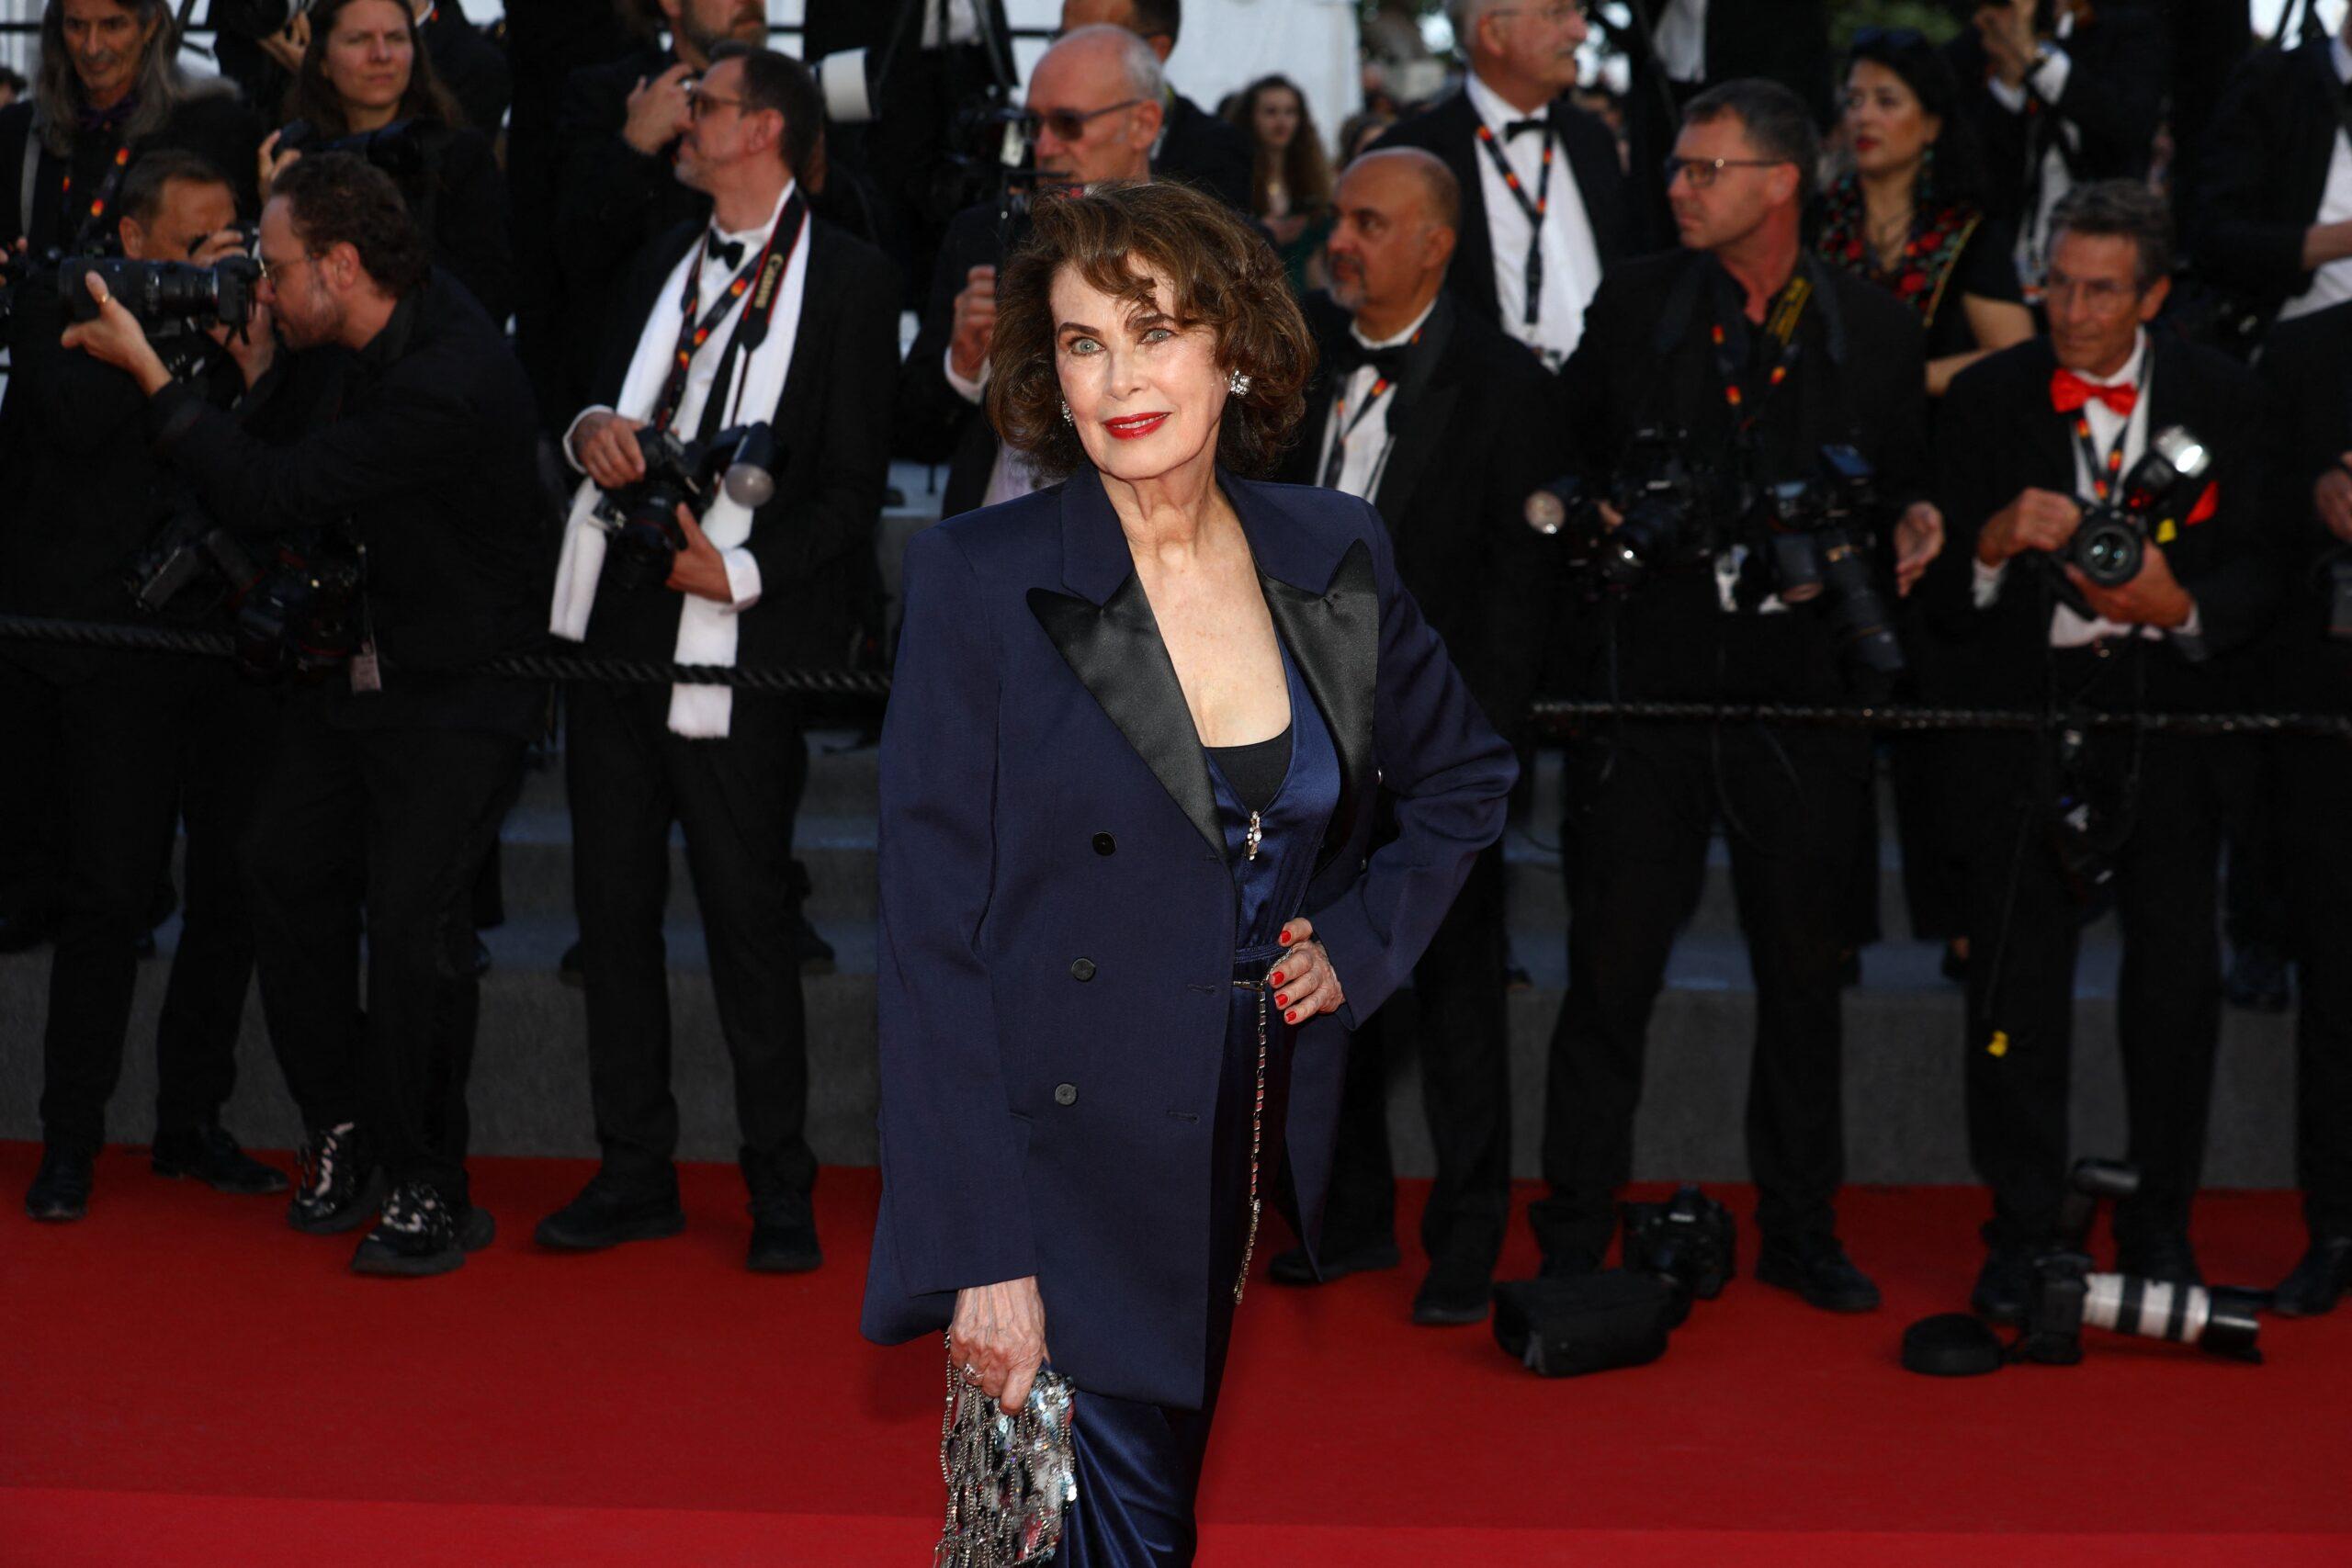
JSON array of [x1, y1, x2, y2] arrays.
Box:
[[5, 1143, 2349, 1566]]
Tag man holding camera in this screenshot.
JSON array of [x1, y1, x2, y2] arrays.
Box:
[[541, 46, 895, 1273], [62, 151, 552, 1276], [1535, 82, 1942, 1313], [4, 152, 285, 1221], [1928, 181, 2276, 1316]]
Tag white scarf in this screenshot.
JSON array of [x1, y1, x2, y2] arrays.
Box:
[[549, 182, 812, 738]]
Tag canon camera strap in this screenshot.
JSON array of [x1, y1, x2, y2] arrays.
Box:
[[649, 189, 808, 437], [1473, 119, 1554, 331]]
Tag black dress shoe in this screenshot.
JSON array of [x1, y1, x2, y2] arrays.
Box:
[[1971, 1245, 2037, 1325], [534, 1176, 685, 1250], [288, 1123, 383, 1235], [1411, 1251, 1495, 1325], [748, 1216, 822, 1273], [152, 1123, 288, 1196], [1756, 1233, 1882, 1313], [1267, 1234, 1400, 1287], [2272, 1235, 2352, 1318], [2115, 1231, 2202, 1287], [2224, 942, 2291, 1013], [25, 1147, 94, 1222], [350, 1181, 495, 1277]]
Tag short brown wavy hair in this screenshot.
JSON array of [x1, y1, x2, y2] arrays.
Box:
[[987, 180, 1313, 481]]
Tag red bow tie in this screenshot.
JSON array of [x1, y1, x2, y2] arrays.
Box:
[[2051, 367, 2138, 417]]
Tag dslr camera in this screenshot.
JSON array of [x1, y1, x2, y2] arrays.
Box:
[[2017, 1158, 2263, 1366], [1763, 444, 1905, 678], [123, 502, 265, 617], [2062, 424, 2211, 590], [1525, 426, 1713, 596], [234, 536, 365, 684], [590, 423, 778, 592], [1620, 1185, 1736, 1325], [277, 118, 432, 191]]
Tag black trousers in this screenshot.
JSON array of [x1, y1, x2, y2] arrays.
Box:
[[1961, 703, 2229, 1251], [566, 682, 815, 1218], [4, 650, 217, 1155], [2283, 731, 2352, 1239], [245, 689, 523, 1204], [1317, 840, 1512, 1269], [0, 656, 65, 928], [1531, 721, 1871, 1262]]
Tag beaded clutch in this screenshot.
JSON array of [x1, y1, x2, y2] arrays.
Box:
[[933, 1335, 1079, 1567]]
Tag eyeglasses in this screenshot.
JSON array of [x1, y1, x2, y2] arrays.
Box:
[[2043, 273, 2141, 309], [254, 251, 311, 287], [686, 87, 746, 121], [1022, 98, 1145, 143], [1662, 155, 1792, 190]]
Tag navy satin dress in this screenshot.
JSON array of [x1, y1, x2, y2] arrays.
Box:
[[1057, 639, 1341, 1567]]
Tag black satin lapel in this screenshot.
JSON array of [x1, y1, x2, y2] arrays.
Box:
[[1261, 540, 1378, 872], [1028, 580, 1223, 857], [1372, 383, 1456, 524]]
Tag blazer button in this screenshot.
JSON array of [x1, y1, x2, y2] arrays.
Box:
[[1070, 957, 1097, 982], [1054, 1082, 1079, 1106], [1092, 832, 1116, 856]]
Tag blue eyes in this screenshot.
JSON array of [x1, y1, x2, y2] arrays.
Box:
[[1066, 328, 1175, 355]]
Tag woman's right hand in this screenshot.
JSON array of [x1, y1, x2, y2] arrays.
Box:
[[950, 1276, 1048, 1416], [256, 130, 302, 204], [257, 14, 310, 75]]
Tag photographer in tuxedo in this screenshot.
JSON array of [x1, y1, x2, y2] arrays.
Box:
[[541, 46, 897, 1274], [894, 24, 1160, 519], [1265, 148, 1555, 1325], [1534, 82, 1942, 1314], [1924, 181, 2278, 1317], [1373, 0, 1633, 369]]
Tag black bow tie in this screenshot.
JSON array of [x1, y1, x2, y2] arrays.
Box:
[[707, 232, 747, 268], [1335, 336, 1411, 382], [1502, 117, 1550, 141]]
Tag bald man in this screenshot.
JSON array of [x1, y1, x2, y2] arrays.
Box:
[[893, 24, 1164, 517], [1058, 0, 1254, 212], [1269, 149, 1560, 1325]]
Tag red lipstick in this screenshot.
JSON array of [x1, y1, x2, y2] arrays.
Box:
[[1103, 412, 1170, 440]]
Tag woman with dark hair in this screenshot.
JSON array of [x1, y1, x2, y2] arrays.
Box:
[[254, 0, 511, 321], [862, 180, 1514, 1565], [1225, 73, 1335, 294], [1816, 27, 2032, 398]]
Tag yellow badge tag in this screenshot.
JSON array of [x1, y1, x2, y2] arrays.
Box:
[[2155, 520, 2177, 545], [1987, 1031, 2010, 1058]]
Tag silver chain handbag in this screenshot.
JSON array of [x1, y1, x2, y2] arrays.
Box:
[[933, 1333, 1079, 1566]]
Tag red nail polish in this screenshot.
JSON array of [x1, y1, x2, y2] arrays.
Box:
[[1269, 973, 1283, 987], [1279, 931, 1293, 945], [1284, 1010, 1298, 1024], [1274, 994, 1288, 1008]]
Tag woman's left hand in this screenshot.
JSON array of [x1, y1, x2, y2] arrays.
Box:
[[1270, 918, 1344, 1026]]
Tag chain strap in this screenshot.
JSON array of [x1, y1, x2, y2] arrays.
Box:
[[1232, 978, 1269, 1304], [933, 1332, 1078, 1568]]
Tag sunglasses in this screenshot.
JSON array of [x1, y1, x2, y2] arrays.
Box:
[[1022, 98, 1145, 143]]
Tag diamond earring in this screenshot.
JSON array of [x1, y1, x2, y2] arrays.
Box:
[[1059, 399, 1072, 424], [1227, 369, 1252, 397]]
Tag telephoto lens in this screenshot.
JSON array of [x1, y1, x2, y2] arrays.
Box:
[[2080, 1275, 2264, 1363]]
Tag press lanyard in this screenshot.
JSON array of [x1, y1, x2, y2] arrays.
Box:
[[1317, 334, 1418, 491], [2071, 411, 2131, 502], [650, 191, 805, 435], [1474, 121, 1553, 329], [61, 141, 131, 252], [1710, 274, 1811, 434]]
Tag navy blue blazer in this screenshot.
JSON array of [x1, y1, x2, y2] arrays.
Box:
[[861, 465, 1518, 1409]]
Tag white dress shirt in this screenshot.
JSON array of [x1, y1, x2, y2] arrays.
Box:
[[2277, 36, 2352, 324], [1463, 71, 1603, 370], [1972, 331, 2202, 647], [1984, 13, 2079, 292], [1313, 297, 1439, 503]]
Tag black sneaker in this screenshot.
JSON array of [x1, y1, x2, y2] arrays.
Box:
[[534, 1174, 685, 1251], [748, 1215, 823, 1273], [1971, 1245, 2037, 1325], [1756, 1233, 1882, 1313], [350, 1181, 495, 1277], [2115, 1230, 2203, 1287], [1411, 1247, 1496, 1326], [25, 1147, 94, 1223], [1267, 1234, 1400, 1287], [2273, 1235, 2352, 1318], [152, 1123, 288, 1196], [288, 1123, 383, 1235]]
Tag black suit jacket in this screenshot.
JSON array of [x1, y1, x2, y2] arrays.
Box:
[[1555, 248, 1929, 703], [1272, 290, 1559, 732], [1371, 88, 1632, 348], [1944, 11, 2165, 234], [1157, 92, 1255, 214], [423, 0, 514, 137], [2194, 38, 2347, 319], [1923, 332, 2279, 705], [2253, 299, 2352, 705], [578, 217, 901, 671], [896, 199, 1008, 520]]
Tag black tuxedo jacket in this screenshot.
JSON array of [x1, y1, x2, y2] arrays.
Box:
[[1944, 11, 2165, 233], [1372, 88, 1633, 347], [1555, 248, 1929, 703], [2195, 38, 2348, 318], [1923, 333, 2280, 704], [2253, 299, 2352, 705], [802, 0, 1015, 89], [896, 199, 1008, 520], [579, 216, 901, 672], [1158, 92, 1255, 214], [1272, 290, 1559, 731]]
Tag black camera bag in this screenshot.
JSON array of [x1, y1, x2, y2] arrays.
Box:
[[1492, 1271, 1678, 1378]]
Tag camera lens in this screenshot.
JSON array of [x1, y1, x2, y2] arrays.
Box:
[[2074, 521, 2142, 587]]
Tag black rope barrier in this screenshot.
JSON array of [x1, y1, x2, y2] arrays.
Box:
[[1, 611, 2345, 739]]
